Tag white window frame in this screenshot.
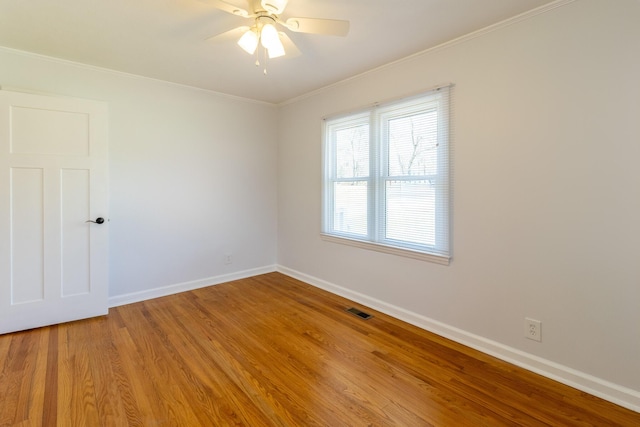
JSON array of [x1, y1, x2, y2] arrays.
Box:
[[321, 86, 451, 265]]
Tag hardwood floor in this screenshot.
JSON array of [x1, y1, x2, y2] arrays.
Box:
[[1, 272, 638, 426]]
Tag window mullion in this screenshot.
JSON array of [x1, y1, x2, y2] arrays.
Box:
[[324, 130, 337, 234], [378, 109, 388, 245], [370, 110, 381, 243]]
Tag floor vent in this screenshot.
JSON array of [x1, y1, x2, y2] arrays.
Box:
[[346, 307, 373, 320]]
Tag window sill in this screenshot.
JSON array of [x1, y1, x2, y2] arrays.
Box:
[[320, 233, 450, 266]]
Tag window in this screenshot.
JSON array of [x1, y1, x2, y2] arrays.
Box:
[[322, 86, 451, 264]]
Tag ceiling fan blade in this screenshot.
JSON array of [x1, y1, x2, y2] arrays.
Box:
[[206, 26, 250, 43], [261, 0, 289, 15], [278, 32, 301, 58], [205, 0, 250, 18], [284, 17, 349, 36]]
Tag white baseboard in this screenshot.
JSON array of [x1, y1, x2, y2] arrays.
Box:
[[276, 265, 640, 413], [108, 265, 277, 308]]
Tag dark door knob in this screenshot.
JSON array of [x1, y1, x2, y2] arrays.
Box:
[[85, 217, 105, 224]]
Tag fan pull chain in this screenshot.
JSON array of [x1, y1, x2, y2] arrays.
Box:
[[252, 43, 270, 75], [255, 44, 260, 67], [262, 46, 268, 75]]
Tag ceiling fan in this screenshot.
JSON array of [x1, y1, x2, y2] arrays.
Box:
[[206, 0, 350, 71]]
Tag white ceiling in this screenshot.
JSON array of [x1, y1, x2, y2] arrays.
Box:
[[0, 0, 556, 104]]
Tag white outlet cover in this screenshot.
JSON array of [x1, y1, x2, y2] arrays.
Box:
[[525, 317, 542, 342]]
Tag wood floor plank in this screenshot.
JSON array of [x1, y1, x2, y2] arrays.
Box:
[[57, 320, 103, 426], [13, 332, 38, 425], [106, 318, 161, 426], [0, 272, 639, 426], [41, 326, 57, 427], [20, 328, 48, 427], [0, 330, 12, 373], [82, 317, 128, 427], [1, 334, 29, 425]]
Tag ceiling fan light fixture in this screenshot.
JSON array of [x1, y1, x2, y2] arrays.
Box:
[[237, 28, 258, 54], [261, 0, 288, 14], [267, 37, 285, 58], [260, 23, 279, 49]]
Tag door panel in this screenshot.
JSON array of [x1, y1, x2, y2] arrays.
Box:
[[0, 90, 108, 334], [10, 167, 45, 304], [11, 106, 90, 155], [61, 168, 91, 297]]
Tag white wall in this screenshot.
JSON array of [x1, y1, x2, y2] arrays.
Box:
[[277, 0, 640, 409], [0, 47, 278, 301]]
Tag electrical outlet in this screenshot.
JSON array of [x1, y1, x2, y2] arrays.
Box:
[[224, 254, 233, 265], [525, 318, 542, 342]]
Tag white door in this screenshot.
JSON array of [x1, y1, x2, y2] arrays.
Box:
[[0, 90, 109, 334]]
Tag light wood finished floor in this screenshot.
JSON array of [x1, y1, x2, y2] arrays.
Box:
[[1, 272, 638, 426]]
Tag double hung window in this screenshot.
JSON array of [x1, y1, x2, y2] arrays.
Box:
[[322, 86, 451, 264]]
